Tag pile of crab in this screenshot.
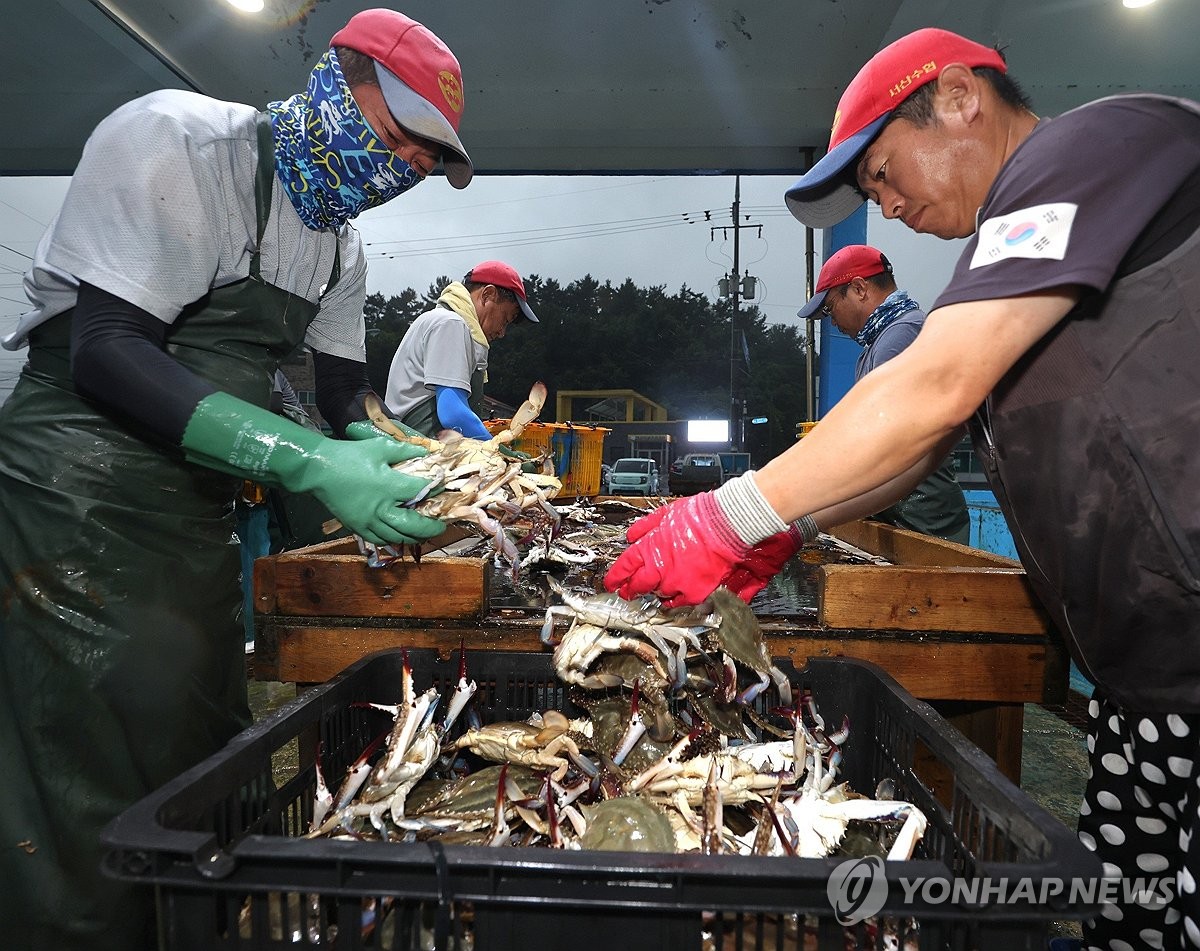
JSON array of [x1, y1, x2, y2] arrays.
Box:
[[340, 382, 564, 576], [307, 583, 927, 863]]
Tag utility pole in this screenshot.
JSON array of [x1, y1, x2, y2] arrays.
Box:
[[713, 176, 759, 452], [729, 174, 741, 451], [801, 147, 817, 423]]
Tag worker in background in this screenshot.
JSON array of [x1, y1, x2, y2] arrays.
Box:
[[0, 9, 472, 949], [607, 28, 1200, 949], [384, 260, 539, 439], [797, 243, 969, 544]]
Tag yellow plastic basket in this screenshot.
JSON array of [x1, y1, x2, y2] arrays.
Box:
[[484, 420, 610, 498]]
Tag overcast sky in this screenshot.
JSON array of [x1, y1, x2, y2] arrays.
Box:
[[0, 173, 965, 403]]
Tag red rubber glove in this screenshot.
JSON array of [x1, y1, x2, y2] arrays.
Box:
[[722, 524, 806, 602], [604, 491, 752, 607]]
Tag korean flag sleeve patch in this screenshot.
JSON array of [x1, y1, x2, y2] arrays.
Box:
[[969, 202, 1078, 269]]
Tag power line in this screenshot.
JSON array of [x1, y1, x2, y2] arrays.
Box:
[[363, 210, 703, 249], [366, 217, 693, 261], [0, 243, 33, 261], [362, 176, 682, 222]]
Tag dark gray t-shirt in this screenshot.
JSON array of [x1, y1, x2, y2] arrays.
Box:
[[935, 95, 1200, 311]]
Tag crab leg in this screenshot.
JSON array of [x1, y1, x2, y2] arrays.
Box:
[[701, 758, 723, 855], [736, 670, 771, 705]]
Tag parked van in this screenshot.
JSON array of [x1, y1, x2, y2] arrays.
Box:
[[607, 457, 660, 496]]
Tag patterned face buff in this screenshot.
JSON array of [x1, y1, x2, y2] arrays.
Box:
[[268, 50, 423, 230]]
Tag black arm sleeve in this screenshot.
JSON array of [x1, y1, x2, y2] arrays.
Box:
[[70, 282, 215, 444], [312, 349, 376, 438]]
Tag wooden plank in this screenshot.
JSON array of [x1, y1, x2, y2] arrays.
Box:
[[927, 701, 1026, 785], [765, 635, 1048, 703], [819, 564, 1048, 634], [254, 621, 1050, 703], [829, 520, 1020, 568], [255, 554, 488, 620]]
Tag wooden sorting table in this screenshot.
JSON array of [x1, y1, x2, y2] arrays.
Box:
[[251, 513, 1066, 784]]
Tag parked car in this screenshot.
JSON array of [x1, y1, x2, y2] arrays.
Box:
[[607, 457, 660, 496], [599, 463, 613, 494]]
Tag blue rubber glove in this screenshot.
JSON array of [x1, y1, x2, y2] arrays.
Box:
[[181, 392, 444, 547], [434, 385, 491, 439]]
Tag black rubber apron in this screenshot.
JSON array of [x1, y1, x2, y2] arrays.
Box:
[[0, 116, 337, 951]]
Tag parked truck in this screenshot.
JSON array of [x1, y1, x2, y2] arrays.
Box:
[[718, 452, 751, 480], [671, 452, 725, 496]]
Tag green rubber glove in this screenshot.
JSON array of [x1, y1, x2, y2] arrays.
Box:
[[345, 419, 428, 442], [181, 392, 444, 546]]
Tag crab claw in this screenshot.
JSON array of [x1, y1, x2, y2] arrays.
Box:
[[489, 764, 513, 847], [628, 727, 702, 792], [719, 653, 738, 704], [611, 680, 646, 766], [545, 776, 563, 848], [309, 741, 333, 834], [826, 714, 850, 747], [568, 748, 600, 779], [750, 777, 786, 856], [441, 640, 477, 735], [401, 648, 414, 706], [540, 609, 560, 646]]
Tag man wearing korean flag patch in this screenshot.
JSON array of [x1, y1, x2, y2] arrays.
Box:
[[610, 27, 1200, 950]]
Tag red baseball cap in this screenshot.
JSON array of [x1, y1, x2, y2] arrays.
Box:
[[797, 245, 892, 319], [465, 261, 538, 323], [784, 29, 1006, 228], [332, 9, 473, 189]]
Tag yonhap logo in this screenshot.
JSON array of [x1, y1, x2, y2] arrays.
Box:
[[828, 856, 889, 924]]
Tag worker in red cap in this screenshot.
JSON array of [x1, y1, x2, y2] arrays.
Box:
[[608, 27, 1200, 949], [386, 261, 539, 439], [797, 244, 968, 545], [0, 10, 472, 949]]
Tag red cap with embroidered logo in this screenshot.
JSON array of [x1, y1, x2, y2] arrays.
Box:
[[784, 29, 1006, 228], [797, 245, 893, 319], [466, 261, 538, 323], [332, 9, 473, 189]]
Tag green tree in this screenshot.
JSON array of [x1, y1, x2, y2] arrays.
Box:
[[363, 275, 810, 463]]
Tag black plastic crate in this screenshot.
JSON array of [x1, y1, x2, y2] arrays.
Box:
[[102, 650, 1100, 950]]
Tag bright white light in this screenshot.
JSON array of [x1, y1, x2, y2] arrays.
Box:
[[226, 0, 265, 12], [687, 419, 730, 443], [1122, 0, 1157, 8]]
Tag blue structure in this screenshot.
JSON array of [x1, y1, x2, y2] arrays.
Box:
[[962, 488, 1019, 560], [816, 208, 867, 414]]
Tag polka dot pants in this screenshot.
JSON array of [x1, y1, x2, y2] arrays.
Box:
[[1079, 691, 1200, 950]]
